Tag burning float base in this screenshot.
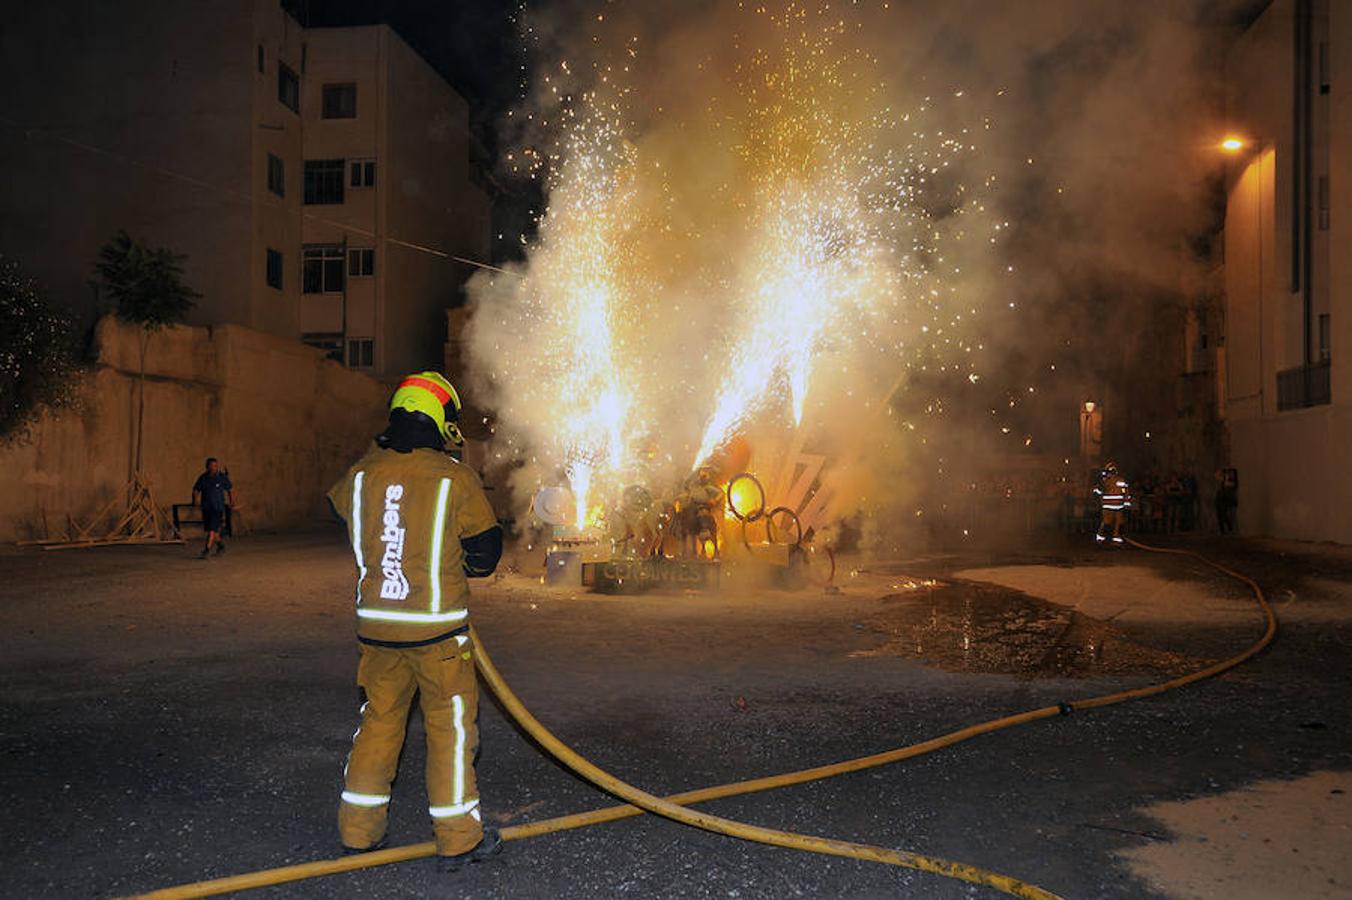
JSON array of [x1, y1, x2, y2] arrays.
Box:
[[530, 439, 832, 594]]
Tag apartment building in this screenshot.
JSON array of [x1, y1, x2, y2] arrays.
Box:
[[0, 1, 489, 379], [1222, 0, 1352, 541], [297, 26, 490, 377]]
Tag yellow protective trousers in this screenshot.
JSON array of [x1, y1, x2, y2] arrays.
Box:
[[338, 633, 482, 856]]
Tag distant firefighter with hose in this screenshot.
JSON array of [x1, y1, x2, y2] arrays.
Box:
[[1093, 461, 1131, 546], [326, 371, 504, 871]]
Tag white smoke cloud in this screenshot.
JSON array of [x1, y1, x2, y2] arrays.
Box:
[[467, 0, 1243, 544]]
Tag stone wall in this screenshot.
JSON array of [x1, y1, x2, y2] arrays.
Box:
[[1, 316, 389, 542]]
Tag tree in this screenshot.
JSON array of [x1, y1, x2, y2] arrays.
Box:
[[96, 230, 199, 330], [94, 230, 200, 473], [0, 256, 81, 444]]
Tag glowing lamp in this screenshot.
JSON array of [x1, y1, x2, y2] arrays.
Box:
[[1220, 136, 1246, 153]]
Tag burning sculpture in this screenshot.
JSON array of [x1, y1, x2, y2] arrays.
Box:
[[469, 2, 1004, 568], [532, 434, 833, 591]]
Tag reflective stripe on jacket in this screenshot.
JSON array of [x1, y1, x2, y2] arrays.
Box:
[[1097, 475, 1131, 511], [328, 445, 500, 644]]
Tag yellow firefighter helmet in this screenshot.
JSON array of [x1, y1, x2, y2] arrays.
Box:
[[390, 371, 464, 446]]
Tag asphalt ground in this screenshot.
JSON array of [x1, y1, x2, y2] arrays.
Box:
[[1, 527, 1349, 899]]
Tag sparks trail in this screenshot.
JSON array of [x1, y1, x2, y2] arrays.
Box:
[[467, 0, 1006, 521]]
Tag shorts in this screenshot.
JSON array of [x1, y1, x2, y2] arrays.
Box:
[[203, 507, 225, 533]]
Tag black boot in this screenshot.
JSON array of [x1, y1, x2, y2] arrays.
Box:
[[341, 837, 387, 856], [436, 828, 502, 872]]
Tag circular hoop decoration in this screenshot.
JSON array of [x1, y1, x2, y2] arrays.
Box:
[[725, 472, 767, 522], [765, 505, 803, 547]]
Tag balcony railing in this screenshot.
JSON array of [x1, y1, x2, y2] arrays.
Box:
[[1276, 359, 1331, 410]]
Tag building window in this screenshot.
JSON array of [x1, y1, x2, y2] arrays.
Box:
[[302, 245, 345, 294], [266, 153, 285, 197], [350, 159, 376, 188], [322, 83, 358, 119], [347, 338, 374, 369], [266, 248, 283, 290], [303, 159, 345, 205], [302, 334, 343, 363], [278, 63, 299, 113], [348, 248, 375, 277]]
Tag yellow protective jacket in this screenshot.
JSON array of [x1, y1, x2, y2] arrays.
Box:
[[328, 445, 501, 645], [1095, 473, 1131, 511]]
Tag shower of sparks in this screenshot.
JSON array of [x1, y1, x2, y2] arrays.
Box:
[[472, 0, 1008, 523], [693, 6, 948, 467], [692, 183, 884, 467], [487, 98, 645, 527]]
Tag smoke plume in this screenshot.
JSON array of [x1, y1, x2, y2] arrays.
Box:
[[467, 0, 1241, 548]]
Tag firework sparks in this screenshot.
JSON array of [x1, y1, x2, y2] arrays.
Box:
[[468, 0, 1003, 524]]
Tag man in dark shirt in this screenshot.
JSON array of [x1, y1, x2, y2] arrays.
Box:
[[192, 457, 235, 559]]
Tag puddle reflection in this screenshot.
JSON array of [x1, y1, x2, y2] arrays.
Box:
[[854, 580, 1197, 677]]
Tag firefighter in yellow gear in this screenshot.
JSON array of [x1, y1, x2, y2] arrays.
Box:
[[1094, 460, 1131, 546], [326, 371, 504, 870]]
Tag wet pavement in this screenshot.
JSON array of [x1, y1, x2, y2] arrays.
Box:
[[854, 579, 1198, 677], [1, 528, 1350, 898]]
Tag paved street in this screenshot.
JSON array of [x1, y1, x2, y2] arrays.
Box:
[[2, 528, 1349, 898]]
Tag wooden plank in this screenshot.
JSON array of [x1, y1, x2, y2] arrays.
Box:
[[41, 538, 184, 551]]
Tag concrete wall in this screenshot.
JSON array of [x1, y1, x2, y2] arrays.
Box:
[[0, 1, 257, 328], [1225, 147, 1279, 419], [1331, 0, 1352, 404], [1227, 402, 1352, 543], [1220, 0, 1352, 542], [382, 29, 492, 378], [248, 0, 306, 338], [0, 317, 388, 543]]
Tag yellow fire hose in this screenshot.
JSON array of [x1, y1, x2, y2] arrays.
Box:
[[132, 538, 1275, 900]]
